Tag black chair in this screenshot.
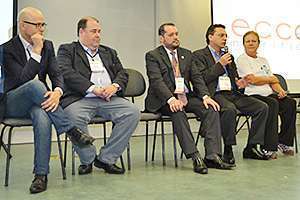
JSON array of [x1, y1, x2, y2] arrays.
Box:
[[0, 118, 66, 186], [274, 73, 298, 153], [151, 113, 199, 167], [124, 69, 162, 163]]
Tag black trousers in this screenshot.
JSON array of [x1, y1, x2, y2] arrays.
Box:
[[252, 94, 296, 150], [214, 92, 268, 147], [159, 96, 222, 160]]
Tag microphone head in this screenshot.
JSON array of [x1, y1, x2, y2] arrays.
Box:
[[223, 46, 229, 53]]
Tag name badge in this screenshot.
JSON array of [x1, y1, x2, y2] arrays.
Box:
[[174, 77, 185, 94], [90, 60, 104, 72], [218, 76, 231, 91]]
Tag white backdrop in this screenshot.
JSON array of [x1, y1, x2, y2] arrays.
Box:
[[212, 0, 300, 83]]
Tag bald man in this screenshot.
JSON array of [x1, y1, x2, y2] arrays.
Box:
[[0, 7, 95, 194]]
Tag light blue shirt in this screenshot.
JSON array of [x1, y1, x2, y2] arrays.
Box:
[[80, 43, 112, 97]]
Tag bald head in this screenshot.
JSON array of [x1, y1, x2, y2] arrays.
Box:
[[18, 7, 46, 44], [18, 7, 44, 22]]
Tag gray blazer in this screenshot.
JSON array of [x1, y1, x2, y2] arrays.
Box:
[[145, 45, 209, 112], [192, 46, 240, 96], [57, 41, 128, 108]]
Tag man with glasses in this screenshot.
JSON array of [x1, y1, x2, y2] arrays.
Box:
[[0, 7, 95, 194], [192, 24, 270, 164], [57, 17, 140, 176]]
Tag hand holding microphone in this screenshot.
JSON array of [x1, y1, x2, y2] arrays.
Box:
[[219, 46, 232, 67]]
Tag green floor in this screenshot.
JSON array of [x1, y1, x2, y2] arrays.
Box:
[[1, 130, 300, 200]]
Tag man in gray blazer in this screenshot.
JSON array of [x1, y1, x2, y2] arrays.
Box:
[[57, 16, 140, 175], [192, 24, 270, 164], [145, 23, 233, 174]]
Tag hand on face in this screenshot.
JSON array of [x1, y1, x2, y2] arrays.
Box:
[[31, 33, 44, 55]]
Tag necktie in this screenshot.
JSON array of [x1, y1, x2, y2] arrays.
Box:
[[170, 51, 188, 106]]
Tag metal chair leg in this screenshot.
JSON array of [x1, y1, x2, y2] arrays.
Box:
[[5, 127, 13, 186], [57, 135, 66, 180], [63, 134, 68, 168], [161, 121, 166, 166], [151, 121, 158, 161], [127, 143, 131, 171], [295, 132, 298, 154], [72, 145, 75, 175], [145, 121, 149, 162], [172, 131, 178, 167]]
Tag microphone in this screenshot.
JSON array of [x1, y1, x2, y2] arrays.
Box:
[[223, 46, 229, 54]]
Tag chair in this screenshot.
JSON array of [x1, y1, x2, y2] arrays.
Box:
[[124, 68, 162, 163], [151, 113, 199, 167], [274, 73, 298, 153], [0, 118, 66, 186]]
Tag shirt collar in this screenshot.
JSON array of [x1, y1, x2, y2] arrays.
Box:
[[163, 46, 178, 56], [19, 34, 31, 51], [79, 41, 98, 56]]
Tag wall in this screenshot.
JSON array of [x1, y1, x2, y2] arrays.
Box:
[[9, 0, 211, 143]]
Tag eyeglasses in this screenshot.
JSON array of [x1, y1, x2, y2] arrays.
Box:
[[23, 21, 47, 29]]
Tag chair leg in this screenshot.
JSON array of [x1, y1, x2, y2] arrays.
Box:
[[127, 143, 131, 171], [1, 126, 12, 158], [5, 127, 13, 187], [151, 121, 158, 161], [295, 132, 298, 154], [172, 131, 178, 168], [57, 134, 66, 180], [145, 121, 149, 162], [120, 155, 125, 171], [63, 134, 68, 168], [103, 123, 107, 145], [72, 145, 75, 175], [161, 121, 166, 166]]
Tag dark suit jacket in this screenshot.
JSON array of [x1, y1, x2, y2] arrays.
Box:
[[1, 35, 64, 93], [57, 41, 128, 108], [145, 45, 209, 112], [192, 46, 240, 96], [0, 35, 63, 121]]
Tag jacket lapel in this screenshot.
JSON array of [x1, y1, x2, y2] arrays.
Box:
[[159, 46, 175, 83], [14, 36, 27, 66], [98, 46, 114, 79], [76, 42, 90, 70]]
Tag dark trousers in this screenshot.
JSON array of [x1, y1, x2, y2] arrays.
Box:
[[214, 92, 268, 147], [159, 96, 222, 160], [252, 94, 296, 150]]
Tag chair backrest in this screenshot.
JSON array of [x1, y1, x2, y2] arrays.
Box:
[[274, 73, 288, 92], [124, 68, 146, 98]]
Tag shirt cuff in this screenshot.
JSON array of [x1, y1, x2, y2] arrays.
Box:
[[87, 85, 96, 93], [30, 52, 42, 63], [167, 97, 176, 104], [202, 95, 209, 100], [54, 87, 63, 96], [112, 83, 121, 91]]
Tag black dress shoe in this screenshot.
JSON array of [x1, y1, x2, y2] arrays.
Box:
[[204, 155, 233, 170], [223, 146, 236, 167], [192, 155, 208, 174], [243, 145, 269, 160], [191, 152, 208, 174], [78, 163, 93, 175], [94, 158, 125, 174], [66, 127, 95, 146], [29, 175, 47, 194]]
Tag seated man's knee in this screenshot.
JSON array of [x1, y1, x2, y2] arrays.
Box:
[[26, 80, 47, 94]]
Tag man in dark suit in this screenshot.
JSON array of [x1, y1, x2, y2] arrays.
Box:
[[0, 7, 94, 194], [192, 24, 270, 164], [57, 17, 140, 176], [145, 23, 233, 174]]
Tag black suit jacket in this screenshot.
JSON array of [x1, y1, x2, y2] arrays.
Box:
[[145, 45, 209, 112], [57, 41, 128, 108], [192, 46, 240, 96], [1, 35, 64, 93]]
